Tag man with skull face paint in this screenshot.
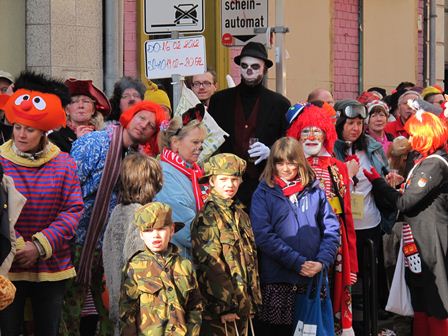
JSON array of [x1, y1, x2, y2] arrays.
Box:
[[286, 103, 358, 336], [208, 42, 290, 208]]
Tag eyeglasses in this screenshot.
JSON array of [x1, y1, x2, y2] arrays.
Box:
[[339, 105, 367, 119], [70, 97, 94, 105], [240, 62, 261, 70], [121, 94, 141, 100], [192, 81, 213, 89]]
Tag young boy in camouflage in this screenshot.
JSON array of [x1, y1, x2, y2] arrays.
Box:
[[191, 153, 261, 336], [120, 202, 203, 336]]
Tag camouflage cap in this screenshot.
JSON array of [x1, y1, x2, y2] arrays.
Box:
[[134, 202, 184, 232], [199, 153, 246, 183]]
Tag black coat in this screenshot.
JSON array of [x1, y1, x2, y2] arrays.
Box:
[[208, 82, 290, 208], [48, 127, 77, 153], [372, 149, 448, 318], [0, 162, 9, 267]]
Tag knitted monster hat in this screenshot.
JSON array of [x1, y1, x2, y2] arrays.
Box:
[[3, 71, 70, 131]]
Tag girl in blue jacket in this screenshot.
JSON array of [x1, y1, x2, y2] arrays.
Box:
[[250, 137, 340, 335]]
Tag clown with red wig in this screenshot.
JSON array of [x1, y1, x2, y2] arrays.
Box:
[[286, 103, 358, 336], [364, 110, 448, 335]]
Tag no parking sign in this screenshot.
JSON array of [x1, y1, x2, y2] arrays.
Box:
[[144, 0, 204, 34]]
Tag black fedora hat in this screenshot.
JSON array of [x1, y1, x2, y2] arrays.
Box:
[[234, 42, 273, 68]]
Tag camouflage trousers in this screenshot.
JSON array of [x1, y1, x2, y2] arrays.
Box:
[[200, 318, 253, 336], [59, 245, 113, 336]]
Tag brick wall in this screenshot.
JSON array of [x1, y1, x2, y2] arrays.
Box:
[[123, 0, 138, 77], [333, 0, 359, 100]]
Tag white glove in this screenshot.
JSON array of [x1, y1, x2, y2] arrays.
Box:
[[248, 141, 270, 165]]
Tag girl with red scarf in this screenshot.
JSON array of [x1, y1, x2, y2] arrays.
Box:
[[250, 137, 340, 335], [287, 104, 358, 335]]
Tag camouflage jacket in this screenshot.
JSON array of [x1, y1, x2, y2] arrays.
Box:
[[120, 244, 203, 336], [191, 190, 262, 320]]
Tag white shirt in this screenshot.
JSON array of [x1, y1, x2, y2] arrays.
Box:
[[350, 150, 381, 230]]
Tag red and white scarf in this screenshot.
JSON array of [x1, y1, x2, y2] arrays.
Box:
[[161, 148, 207, 210], [274, 176, 304, 197]]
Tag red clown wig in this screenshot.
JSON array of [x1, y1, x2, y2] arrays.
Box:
[[120, 100, 168, 156], [286, 104, 337, 154], [405, 111, 448, 156]]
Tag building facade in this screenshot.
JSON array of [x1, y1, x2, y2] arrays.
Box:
[[0, 0, 446, 102]]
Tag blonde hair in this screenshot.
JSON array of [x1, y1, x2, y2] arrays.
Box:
[[260, 137, 315, 187], [158, 115, 207, 152], [119, 153, 163, 205], [90, 112, 104, 130]]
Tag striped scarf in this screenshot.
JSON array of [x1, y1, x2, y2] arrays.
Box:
[[274, 176, 304, 197], [160, 148, 206, 210], [77, 125, 124, 285]]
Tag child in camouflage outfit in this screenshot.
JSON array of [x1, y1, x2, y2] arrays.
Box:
[[191, 153, 262, 336], [120, 202, 203, 336]]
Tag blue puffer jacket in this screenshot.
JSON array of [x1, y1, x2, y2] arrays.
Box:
[[250, 179, 340, 285]]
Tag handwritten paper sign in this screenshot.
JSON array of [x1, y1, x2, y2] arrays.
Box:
[[144, 36, 207, 79]]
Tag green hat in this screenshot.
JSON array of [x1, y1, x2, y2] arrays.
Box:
[[199, 153, 246, 183], [134, 202, 184, 232]]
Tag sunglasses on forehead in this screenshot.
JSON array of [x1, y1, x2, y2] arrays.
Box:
[[240, 62, 262, 70]]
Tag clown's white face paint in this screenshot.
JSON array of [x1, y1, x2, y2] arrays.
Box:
[[239, 56, 264, 86], [300, 126, 325, 157]]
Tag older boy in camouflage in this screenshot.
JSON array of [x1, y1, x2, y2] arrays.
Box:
[[120, 202, 203, 336], [191, 153, 261, 336]]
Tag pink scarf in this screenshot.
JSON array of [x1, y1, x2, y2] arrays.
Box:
[[160, 148, 207, 210]]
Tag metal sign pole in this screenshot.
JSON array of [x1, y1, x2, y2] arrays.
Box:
[[275, 0, 286, 96], [171, 31, 183, 113]]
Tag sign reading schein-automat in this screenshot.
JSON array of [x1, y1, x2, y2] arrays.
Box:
[[144, 36, 207, 79], [144, 0, 204, 34], [221, 0, 268, 46]]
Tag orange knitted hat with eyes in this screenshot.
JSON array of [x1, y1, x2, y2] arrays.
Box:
[[3, 71, 69, 131]]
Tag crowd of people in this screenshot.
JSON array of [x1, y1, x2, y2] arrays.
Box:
[[0, 41, 447, 336]]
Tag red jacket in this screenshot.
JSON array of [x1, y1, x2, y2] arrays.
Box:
[[308, 156, 358, 273], [385, 118, 409, 138]]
